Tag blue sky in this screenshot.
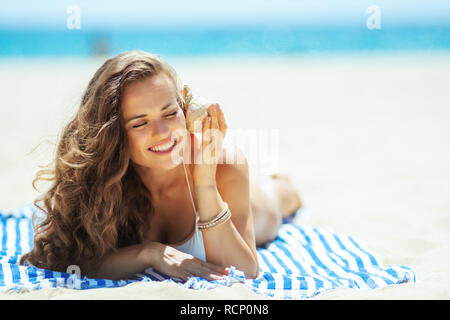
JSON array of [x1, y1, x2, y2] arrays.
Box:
[[1, 0, 449, 30]]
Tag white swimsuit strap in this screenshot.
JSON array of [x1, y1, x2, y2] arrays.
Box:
[[182, 160, 199, 223]]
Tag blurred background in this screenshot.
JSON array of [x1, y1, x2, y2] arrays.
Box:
[[1, 0, 449, 204], [1, 0, 449, 57], [1, 2, 450, 296]]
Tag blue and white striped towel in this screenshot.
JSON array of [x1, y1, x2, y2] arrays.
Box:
[[0, 203, 415, 299]]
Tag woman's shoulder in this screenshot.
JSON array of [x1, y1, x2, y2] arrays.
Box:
[[216, 143, 252, 222], [217, 142, 249, 185], [188, 133, 249, 186]]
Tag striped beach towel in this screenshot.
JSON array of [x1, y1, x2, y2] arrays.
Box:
[[0, 203, 415, 299]]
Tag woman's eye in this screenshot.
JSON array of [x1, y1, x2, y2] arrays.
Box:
[[132, 111, 177, 128], [166, 110, 178, 118], [132, 122, 147, 128]]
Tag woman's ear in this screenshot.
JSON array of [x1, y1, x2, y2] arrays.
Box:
[[177, 95, 186, 118], [180, 88, 188, 117]]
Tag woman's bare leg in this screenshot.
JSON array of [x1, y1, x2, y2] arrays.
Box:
[[268, 174, 303, 218], [250, 174, 303, 246]]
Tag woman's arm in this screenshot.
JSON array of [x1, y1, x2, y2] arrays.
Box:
[[195, 156, 260, 279], [86, 242, 153, 281], [191, 103, 259, 279], [87, 241, 228, 281]]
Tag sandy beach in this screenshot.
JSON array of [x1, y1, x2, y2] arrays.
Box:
[[0, 52, 449, 299]]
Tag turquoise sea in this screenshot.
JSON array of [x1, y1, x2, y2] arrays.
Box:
[[1, 26, 449, 57]]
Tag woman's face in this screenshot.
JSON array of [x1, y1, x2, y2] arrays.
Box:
[[121, 73, 188, 171]]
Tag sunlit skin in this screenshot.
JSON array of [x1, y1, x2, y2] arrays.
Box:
[[121, 74, 189, 197], [118, 73, 302, 280]]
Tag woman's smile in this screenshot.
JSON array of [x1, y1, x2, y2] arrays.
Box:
[[148, 138, 178, 154]]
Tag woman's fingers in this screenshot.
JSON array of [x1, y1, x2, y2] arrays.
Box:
[[198, 103, 226, 164], [205, 273, 226, 281], [186, 259, 228, 281], [204, 103, 226, 138], [211, 104, 219, 130], [180, 271, 194, 282], [207, 103, 215, 116], [202, 115, 211, 142], [171, 260, 224, 282], [217, 108, 227, 135], [155, 245, 229, 282], [153, 245, 229, 282], [210, 110, 220, 148], [197, 270, 226, 281], [202, 260, 228, 275]]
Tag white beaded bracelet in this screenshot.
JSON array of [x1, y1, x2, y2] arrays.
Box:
[[198, 202, 232, 231]]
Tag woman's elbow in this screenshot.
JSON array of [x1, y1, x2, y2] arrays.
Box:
[[245, 269, 259, 280], [243, 260, 260, 279]]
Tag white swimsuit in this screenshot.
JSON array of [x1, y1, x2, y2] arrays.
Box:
[[171, 162, 206, 261], [173, 210, 206, 261]]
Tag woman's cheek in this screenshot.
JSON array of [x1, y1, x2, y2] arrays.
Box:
[[175, 110, 186, 125], [127, 131, 146, 157], [171, 112, 189, 143]]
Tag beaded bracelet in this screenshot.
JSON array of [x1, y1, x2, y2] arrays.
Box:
[[198, 202, 232, 231]]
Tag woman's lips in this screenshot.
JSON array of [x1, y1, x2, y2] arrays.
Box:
[[148, 139, 177, 155], [149, 137, 174, 149]]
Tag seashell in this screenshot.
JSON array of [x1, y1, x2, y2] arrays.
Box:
[[182, 86, 210, 133]]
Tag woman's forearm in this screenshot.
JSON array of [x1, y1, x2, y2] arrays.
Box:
[[88, 242, 154, 281], [195, 184, 259, 278]]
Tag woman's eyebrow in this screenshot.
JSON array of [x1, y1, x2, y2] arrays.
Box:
[[125, 102, 173, 124]]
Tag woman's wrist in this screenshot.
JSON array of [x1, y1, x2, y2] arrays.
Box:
[[193, 177, 217, 189], [142, 241, 162, 269], [194, 183, 227, 222]]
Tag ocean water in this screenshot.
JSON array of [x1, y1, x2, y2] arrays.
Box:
[[0, 26, 449, 57]]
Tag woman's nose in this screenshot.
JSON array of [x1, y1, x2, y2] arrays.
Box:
[[150, 119, 169, 137]]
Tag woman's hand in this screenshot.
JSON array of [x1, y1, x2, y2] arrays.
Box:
[[147, 242, 229, 281], [192, 103, 228, 187]]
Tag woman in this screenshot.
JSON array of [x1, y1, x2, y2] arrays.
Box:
[[20, 50, 302, 281]]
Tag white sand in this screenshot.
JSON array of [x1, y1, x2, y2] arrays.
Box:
[[0, 52, 449, 299]]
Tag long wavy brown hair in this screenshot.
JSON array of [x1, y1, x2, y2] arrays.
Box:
[[20, 50, 194, 277]]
